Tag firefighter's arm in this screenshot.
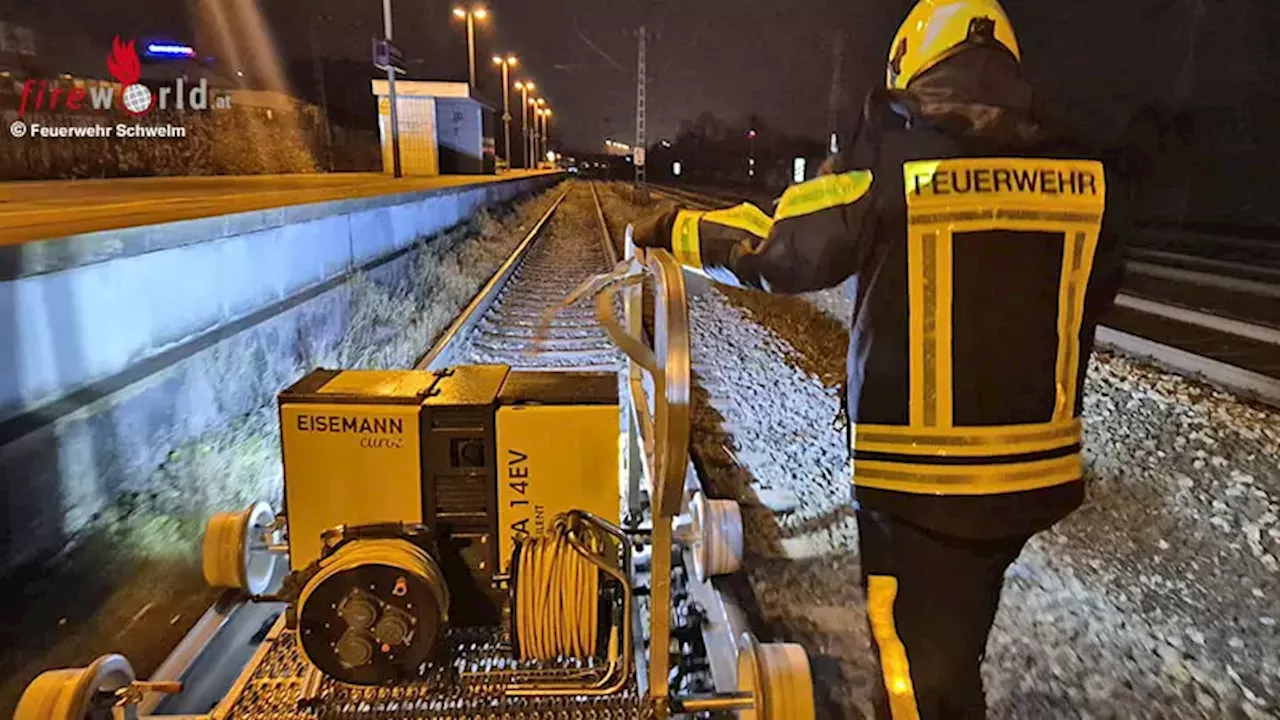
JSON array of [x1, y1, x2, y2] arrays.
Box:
[[628, 170, 874, 293]]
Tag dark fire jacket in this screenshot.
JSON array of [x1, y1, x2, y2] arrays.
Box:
[[635, 47, 1128, 539]]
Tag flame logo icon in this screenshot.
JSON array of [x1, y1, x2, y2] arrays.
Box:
[[107, 36, 153, 115], [107, 36, 141, 86]]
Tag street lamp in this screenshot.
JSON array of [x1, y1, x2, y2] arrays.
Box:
[[492, 54, 517, 170], [452, 6, 488, 92], [514, 80, 535, 168]]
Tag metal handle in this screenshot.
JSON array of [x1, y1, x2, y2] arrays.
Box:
[[643, 248, 692, 521], [596, 276, 658, 375]]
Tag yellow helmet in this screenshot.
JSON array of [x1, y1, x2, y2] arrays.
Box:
[[886, 0, 1021, 90]]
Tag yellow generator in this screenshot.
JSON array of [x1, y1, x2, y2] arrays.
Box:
[[253, 365, 622, 684]]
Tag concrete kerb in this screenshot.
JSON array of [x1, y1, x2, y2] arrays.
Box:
[[0, 173, 561, 281]]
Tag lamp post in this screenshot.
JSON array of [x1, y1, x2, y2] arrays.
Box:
[[533, 109, 545, 168], [528, 99, 539, 168], [536, 98, 546, 162], [541, 108, 552, 163], [492, 54, 517, 170], [452, 6, 488, 93], [532, 108, 547, 167], [514, 80, 534, 168], [532, 97, 545, 167], [383, 0, 401, 178]]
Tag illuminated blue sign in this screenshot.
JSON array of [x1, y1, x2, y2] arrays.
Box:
[[146, 43, 196, 58]]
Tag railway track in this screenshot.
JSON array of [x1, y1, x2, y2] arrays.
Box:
[[650, 183, 1280, 408], [418, 184, 620, 372], [1100, 243, 1280, 406], [112, 181, 764, 718], [1130, 226, 1280, 269]]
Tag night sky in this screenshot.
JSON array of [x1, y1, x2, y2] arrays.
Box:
[[4, 0, 1277, 151], [283, 0, 1279, 151]]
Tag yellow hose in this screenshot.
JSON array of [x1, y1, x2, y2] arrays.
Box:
[[514, 522, 603, 661]]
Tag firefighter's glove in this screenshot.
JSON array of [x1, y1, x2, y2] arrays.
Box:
[[627, 208, 678, 252]]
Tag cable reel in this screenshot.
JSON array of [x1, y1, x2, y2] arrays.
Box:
[[509, 512, 623, 663], [296, 525, 450, 685]]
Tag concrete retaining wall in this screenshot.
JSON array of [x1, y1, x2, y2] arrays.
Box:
[[0, 173, 561, 576]]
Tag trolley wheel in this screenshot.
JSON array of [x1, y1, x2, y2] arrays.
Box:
[[690, 491, 743, 582], [14, 654, 136, 720], [737, 639, 816, 720], [202, 501, 279, 594]]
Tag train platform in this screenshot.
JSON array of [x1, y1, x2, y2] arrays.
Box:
[[0, 170, 559, 279]]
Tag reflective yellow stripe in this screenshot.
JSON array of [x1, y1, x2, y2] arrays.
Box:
[[909, 228, 953, 428], [854, 418, 1082, 457], [935, 229, 953, 426], [671, 210, 703, 270], [867, 576, 921, 720], [908, 233, 923, 426], [702, 203, 773, 239], [1053, 230, 1099, 419], [774, 170, 872, 221], [853, 454, 1083, 495], [908, 232, 934, 426], [1053, 233, 1081, 418]]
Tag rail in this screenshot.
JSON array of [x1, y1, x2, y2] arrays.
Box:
[[415, 188, 570, 371]]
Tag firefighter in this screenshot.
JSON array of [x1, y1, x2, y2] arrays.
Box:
[[628, 0, 1128, 717]]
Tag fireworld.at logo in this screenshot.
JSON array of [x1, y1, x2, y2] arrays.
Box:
[[16, 35, 232, 118]]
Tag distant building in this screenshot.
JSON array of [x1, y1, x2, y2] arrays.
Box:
[[370, 80, 496, 176], [603, 139, 633, 157]]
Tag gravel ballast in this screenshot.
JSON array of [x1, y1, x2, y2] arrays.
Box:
[[684, 281, 1280, 719]]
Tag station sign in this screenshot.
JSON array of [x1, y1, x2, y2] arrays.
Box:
[[372, 38, 406, 75]]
